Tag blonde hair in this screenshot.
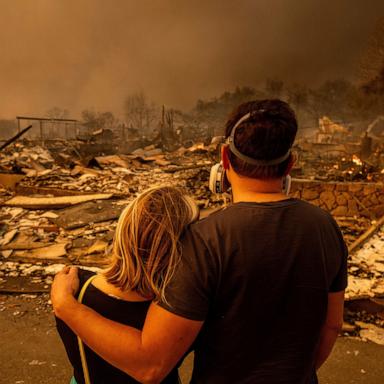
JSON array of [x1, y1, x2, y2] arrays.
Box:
[[103, 186, 199, 303]]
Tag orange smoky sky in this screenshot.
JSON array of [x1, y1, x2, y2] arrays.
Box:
[[0, 0, 383, 119]]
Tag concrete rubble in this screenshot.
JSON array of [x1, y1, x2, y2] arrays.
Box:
[[347, 225, 384, 300], [0, 141, 223, 273]]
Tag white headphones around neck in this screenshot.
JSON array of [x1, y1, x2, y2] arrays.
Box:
[[208, 162, 291, 196]]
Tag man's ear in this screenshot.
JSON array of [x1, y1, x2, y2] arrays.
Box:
[[221, 145, 231, 170]]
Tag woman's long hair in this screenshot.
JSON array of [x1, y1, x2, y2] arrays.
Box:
[[103, 186, 199, 303]]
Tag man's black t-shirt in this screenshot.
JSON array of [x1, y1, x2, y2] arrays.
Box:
[[159, 199, 348, 384], [56, 269, 180, 384]]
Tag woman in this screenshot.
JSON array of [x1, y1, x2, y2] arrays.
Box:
[[55, 186, 199, 384]]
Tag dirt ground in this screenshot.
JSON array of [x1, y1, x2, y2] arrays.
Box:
[[1, 294, 384, 384]]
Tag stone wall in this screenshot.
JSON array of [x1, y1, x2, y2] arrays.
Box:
[[291, 179, 384, 218]]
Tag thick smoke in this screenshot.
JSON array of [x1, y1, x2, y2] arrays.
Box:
[[0, 0, 383, 118]]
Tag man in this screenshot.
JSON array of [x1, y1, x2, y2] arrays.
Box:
[[52, 100, 347, 384]]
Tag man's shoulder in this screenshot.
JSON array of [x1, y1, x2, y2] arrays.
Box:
[[295, 199, 339, 224], [198, 205, 233, 223], [295, 198, 334, 215]]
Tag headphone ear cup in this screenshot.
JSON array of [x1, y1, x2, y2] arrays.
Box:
[[282, 175, 292, 195], [209, 163, 228, 194]]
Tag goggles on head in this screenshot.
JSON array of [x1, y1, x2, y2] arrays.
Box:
[[226, 112, 291, 166]]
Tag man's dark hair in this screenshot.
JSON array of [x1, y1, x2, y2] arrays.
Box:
[[224, 99, 297, 179]]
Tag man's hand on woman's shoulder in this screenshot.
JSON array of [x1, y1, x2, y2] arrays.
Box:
[[51, 266, 80, 318]]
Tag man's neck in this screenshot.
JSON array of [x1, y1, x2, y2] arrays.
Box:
[[230, 175, 289, 204]]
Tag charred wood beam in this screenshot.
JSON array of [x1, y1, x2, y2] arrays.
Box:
[[16, 116, 77, 122], [0, 125, 32, 151], [349, 214, 384, 254]]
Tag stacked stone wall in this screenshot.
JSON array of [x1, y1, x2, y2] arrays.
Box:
[[291, 179, 384, 218]]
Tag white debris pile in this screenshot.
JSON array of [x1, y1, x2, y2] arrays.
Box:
[[357, 321, 384, 345], [0, 203, 118, 266], [0, 143, 56, 176], [0, 261, 63, 283], [346, 225, 384, 300], [0, 260, 101, 300], [0, 261, 100, 278], [0, 207, 67, 259]]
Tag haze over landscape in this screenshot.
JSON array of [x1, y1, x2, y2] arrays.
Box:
[[0, 0, 384, 119]]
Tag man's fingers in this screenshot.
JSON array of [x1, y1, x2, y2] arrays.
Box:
[[59, 265, 70, 275], [57, 265, 78, 276], [68, 266, 79, 278]]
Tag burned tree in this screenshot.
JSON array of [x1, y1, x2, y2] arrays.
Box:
[[46, 107, 69, 120], [81, 110, 117, 130], [124, 92, 157, 132]]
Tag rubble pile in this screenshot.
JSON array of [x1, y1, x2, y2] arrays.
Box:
[[0, 261, 99, 293], [342, 225, 384, 344], [0, 142, 221, 207], [293, 147, 384, 182], [347, 225, 384, 300], [0, 143, 53, 178], [0, 204, 118, 266], [336, 217, 372, 246], [299, 157, 382, 182], [0, 141, 227, 274]]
